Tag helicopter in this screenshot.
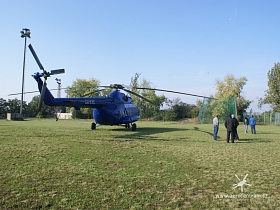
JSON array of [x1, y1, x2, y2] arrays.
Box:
[[26, 44, 215, 131]]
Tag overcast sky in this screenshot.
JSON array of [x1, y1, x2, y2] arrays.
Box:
[[1, 0, 279, 112]]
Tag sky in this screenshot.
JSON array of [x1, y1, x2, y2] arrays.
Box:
[[1, 0, 279, 112]]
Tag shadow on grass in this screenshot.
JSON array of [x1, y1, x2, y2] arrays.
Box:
[[107, 127, 189, 141], [89, 125, 223, 141], [193, 126, 213, 137], [235, 138, 272, 143]]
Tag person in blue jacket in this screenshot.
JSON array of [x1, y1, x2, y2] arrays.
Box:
[[249, 115, 256, 134]]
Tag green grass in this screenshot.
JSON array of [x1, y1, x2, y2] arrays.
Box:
[[0, 119, 279, 209]]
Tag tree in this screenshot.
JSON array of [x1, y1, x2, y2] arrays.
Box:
[[0, 98, 8, 117], [165, 98, 188, 120], [25, 96, 39, 116], [214, 74, 251, 116], [6, 98, 22, 113], [258, 63, 280, 112], [24, 96, 56, 117], [65, 78, 100, 119], [129, 73, 166, 119]]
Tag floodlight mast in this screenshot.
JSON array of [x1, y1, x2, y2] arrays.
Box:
[[55, 78, 61, 121], [20, 28, 31, 117], [55, 78, 61, 98]]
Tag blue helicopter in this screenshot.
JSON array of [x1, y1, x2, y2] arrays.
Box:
[[27, 44, 214, 131]]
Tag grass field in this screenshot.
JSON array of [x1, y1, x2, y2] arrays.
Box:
[[0, 119, 279, 209]]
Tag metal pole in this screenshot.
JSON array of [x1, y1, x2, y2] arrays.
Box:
[[20, 36, 27, 115], [19, 28, 30, 119]]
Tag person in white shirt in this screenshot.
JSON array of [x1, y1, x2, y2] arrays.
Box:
[[213, 114, 219, 140]]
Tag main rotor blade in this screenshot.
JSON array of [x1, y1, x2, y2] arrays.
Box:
[[28, 44, 44, 70], [81, 88, 106, 97], [123, 88, 154, 104], [8, 90, 39, 96], [50, 69, 65, 75], [8, 87, 69, 96], [136, 88, 216, 99]]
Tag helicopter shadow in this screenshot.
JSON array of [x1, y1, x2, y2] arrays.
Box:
[[109, 127, 189, 141]]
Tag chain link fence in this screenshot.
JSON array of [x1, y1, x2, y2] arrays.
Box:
[[198, 97, 280, 126], [198, 97, 237, 124], [244, 112, 280, 125]]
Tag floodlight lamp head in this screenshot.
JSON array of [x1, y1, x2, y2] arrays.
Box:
[[20, 28, 31, 38], [55, 78, 61, 84]]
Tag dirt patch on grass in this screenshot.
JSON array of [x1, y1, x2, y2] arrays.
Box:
[[179, 118, 199, 124]]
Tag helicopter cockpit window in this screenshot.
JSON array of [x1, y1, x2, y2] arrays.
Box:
[[123, 95, 128, 101]]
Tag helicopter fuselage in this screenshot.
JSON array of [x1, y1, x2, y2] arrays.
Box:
[[33, 73, 140, 130]]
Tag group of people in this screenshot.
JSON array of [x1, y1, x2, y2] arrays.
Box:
[[244, 116, 256, 134], [212, 114, 256, 142]]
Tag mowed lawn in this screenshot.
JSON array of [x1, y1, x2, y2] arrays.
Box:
[[0, 119, 279, 209]]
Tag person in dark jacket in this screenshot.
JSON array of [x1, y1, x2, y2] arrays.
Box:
[[224, 114, 236, 143], [232, 114, 239, 140]]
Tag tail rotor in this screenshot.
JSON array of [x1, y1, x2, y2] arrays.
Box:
[[28, 44, 65, 114]]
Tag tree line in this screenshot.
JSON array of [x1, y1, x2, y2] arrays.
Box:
[[64, 73, 201, 120], [0, 96, 56, 118], [0, 95, 200, 121], [2, 62, 280, 120]]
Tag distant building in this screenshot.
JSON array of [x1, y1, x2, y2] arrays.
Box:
[[7, 113, 23, 120], [58, 113, 72, 120]]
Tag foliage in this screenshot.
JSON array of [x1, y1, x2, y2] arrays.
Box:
[[0, 97, 55, 118], [6, 98, 22, 113], [129, 73, 200, 121], [163, 98, 198, 121], [129, 73, 166, 119], [25, 96, 56, 117], [0, 98, 8, 117], [259, 63, 280, 112], [215, 74, 251, 115], [210, 98, 236, 122], [65, 78, 100, 119]]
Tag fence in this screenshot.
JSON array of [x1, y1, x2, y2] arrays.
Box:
[[198, 97, 237, 124], [244, 112, 280, 126], [198, 97, 280, 126]]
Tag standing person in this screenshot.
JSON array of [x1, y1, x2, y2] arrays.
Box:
[[232, 114, 239, 140], [213, 114, 219, 140], [249, 115, 256, 134], [224, 114, 235, 143], [244, 117, 249, 133]]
